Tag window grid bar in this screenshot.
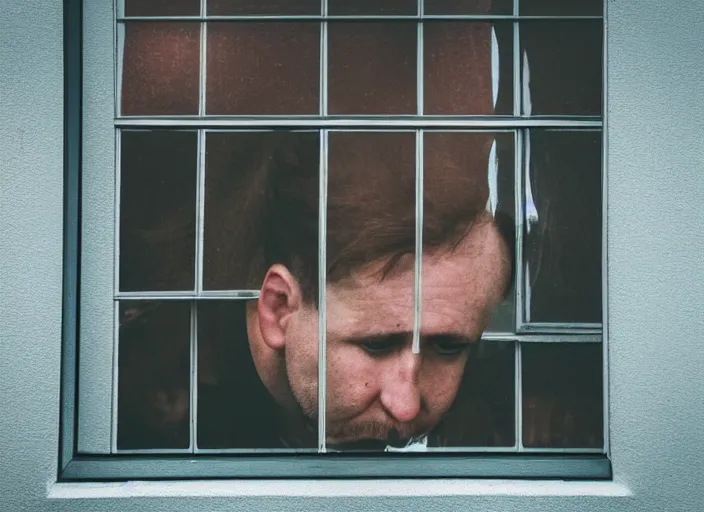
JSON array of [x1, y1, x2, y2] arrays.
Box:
[[516, 340, 524, 451], [601, 0, 611, 457], [114, 290, 260, 300], [195, 131, 206, 293], [512, 0, 520, 116], [113, 118, 603, 129], [189, 302, 198, 452], [317, 128, 329, 453], [110, 128, 122, 454], [117, 445, 602, 454], [110, 302, 120, 453], [482, 333, 602, 343], [114, 448, 193, 455], [518, 322, 602, 334], [116, 15, 604, 22], [196, 448, 319, 454], [514, 130, 525, 330], [412, 130, 423, 355], [198, 1, 207, 117]]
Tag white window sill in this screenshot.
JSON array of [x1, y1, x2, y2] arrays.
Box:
[[48, 479, 631, 499]]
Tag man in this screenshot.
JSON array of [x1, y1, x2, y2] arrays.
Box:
[[187, 128, 513, 451]]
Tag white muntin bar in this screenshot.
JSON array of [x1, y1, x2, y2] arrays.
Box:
[[115, 117, 603, 129], [515, 340, 524, 451], [317, 129, 329, 453], [195, 131, 206, 293], [601, 0, 610, 457], [110, 302, 120, 453], [199, 0, 207, 117], [412, 0, 424, 356], [189, 302, 198, 452], [115, 15, 604, 22], [512, 0, 521, 116], [412, 130, 424, 355], [315, 0, 329, 455], [115, 290, 261, 300]]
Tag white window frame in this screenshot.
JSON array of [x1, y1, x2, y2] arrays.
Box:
[[2, 0, 704, 509]]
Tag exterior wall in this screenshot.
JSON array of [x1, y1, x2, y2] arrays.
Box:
[[0, 0, 702, 510]]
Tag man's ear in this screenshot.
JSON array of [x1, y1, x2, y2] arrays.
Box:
[[257, 264, 302, 351]]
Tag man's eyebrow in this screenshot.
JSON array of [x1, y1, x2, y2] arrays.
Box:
[[346, 333, 408, 346], [346, 332, 476, 346]]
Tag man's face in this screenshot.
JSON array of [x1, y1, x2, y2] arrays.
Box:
[[281, 219, 510, 448]]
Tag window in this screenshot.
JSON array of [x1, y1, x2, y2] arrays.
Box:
[[62, 0, 608, 480]]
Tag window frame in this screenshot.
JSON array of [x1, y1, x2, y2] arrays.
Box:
[[59, 0, 611, 480]]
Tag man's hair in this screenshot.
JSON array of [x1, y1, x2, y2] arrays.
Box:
[[201, 129, 511, 304], [131, 21, 516, 299]]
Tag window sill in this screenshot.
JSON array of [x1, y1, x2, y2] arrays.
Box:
[[48, 479, 631, 499]]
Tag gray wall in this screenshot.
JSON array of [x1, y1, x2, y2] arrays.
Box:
[[1, 0, 703, 510]]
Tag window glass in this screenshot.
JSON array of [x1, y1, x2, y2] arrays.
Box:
[[117, 301, 191, 450], [119, 130, 198, 292], [207, 22, 320, 115], [120, 23, 201, 116], [108, 6, 604, 458]]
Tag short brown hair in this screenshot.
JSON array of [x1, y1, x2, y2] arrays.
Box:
[[202, 129, 505, 304]]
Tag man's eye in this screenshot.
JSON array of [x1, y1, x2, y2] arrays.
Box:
[[360, 342, 396, 355], [433, 342, 470, 356]]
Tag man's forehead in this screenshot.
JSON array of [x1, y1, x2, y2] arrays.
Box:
[[325, 222, 506, 340]]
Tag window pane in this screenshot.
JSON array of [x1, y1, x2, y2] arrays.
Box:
[[521, 21, 602, 115], [524, 130, 602, 324], [424, 131, 515, 333], [522, 343, 603, 448], [434, 341, 515, 446], [328, 23, 416, 115], [119, 130, 197, 292], [328, 0, 417, 15], [424, 23, 513, 115], [206, 22, 320, 115], [117, 301, 191, 450], [202, 131, 320, 290], [120, 22, 200, 116], [425, 0, 511, 15], [123, 0, 200, 17], [197, 300, 308, 448], [208, 0, 320, 15], [519, 0, 603, 17], [326, 132, 415, 451]]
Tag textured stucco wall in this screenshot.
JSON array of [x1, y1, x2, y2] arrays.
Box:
[[1, 0, 703, 510]]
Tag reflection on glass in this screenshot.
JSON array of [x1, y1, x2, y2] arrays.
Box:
[[328, 0, 417, 15], [123, 0, 200, 17], [425, 0, 511, 15], [208, 0, 320, 15], [203, 131, 320, 290], [521, 21, 603, 115], [522, 343, 603, 448], [524, 130, 602, 324], [424, 131, 515, 336], [433, 341, 515, 446], [519, 0, 603, 16], [117, 301, 191, 450], [424, 23, 513, 115], [120, 23, 200, 116], [326, 132, 415, 451], [197, 300, 305, 448], [119, 130, 197, 292], [206, 22, 320, 115], [328, 23, 416, 115]]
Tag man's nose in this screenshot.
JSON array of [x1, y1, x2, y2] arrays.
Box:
[[379, 352, 421, 424]]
